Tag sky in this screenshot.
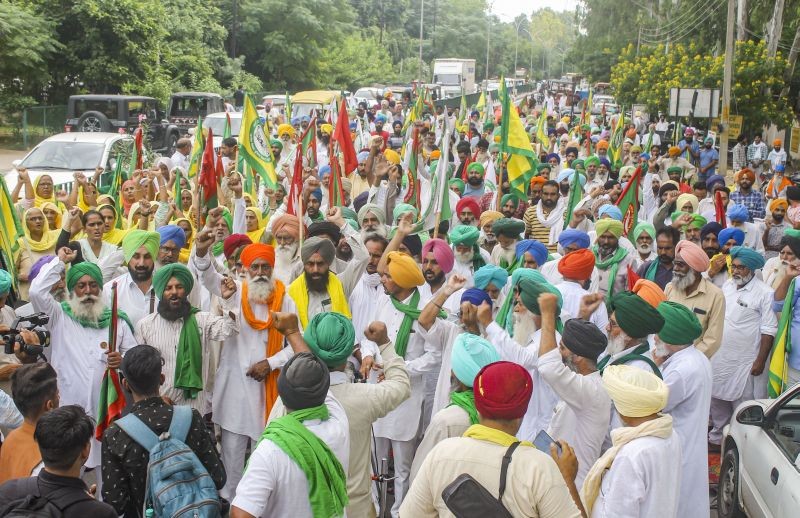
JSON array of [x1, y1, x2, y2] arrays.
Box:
[[492, 0, 579, 20]]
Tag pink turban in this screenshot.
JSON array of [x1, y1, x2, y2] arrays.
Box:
[[421, 237, 455, 273], [675, 240, 710, 272]]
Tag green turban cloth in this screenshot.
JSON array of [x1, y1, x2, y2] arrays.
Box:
[[393, 203, 419, 224], [572, 159, 585, 171], [0, 270, 11, 295], [211, 208, 234, 257], [304, 312, 356, 367], [345, 218, 359, 231], [122, 229, 160, 262], [656, 301, 702, 345], [670, 211, 707, 230], [301, 236, 336, 264], [730, 245, 766, 271], [609, 292, 665, 339], [483, 122, 495, 132], [631, 222, 655, 242], [450, 225, 480, 246], [451, 333, 500, 387], [517, 275, 562, 316], [595, 219, 624, 239], [449, 178, 465, 193], [536, 163, 551, 173], [474, 264, 508, 290], [584, 156, 600, 168], [785, 228, 800, 240], [667, 166, 683, 175], [152, 263, 194, 298], [500, 193, 519, 209], [270, 138, 283, 150], [66, 262, 103, 292], [340, 207, 358, 223], [492, 218, 526, 238], [467, 162, 485, 177]]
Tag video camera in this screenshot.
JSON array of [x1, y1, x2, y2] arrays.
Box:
[[1, 313, 51, 358]]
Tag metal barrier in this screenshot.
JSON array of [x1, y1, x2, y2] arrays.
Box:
[[21, 105, 68, 148]]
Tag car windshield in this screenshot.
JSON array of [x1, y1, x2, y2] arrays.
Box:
[[20, 141, 105, 170], [204, 117, 242, 137]]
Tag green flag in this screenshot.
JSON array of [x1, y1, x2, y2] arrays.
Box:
[[239, 96, 277, 188], [615, 164, 642, 236], [563, 172, 586, 227]]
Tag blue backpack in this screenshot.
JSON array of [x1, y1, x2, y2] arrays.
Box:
[[116, 406, 221, 518]]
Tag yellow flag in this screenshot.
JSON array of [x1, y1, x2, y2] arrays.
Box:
[[239, 96, 277, 188], [499, 79, 536, 199]]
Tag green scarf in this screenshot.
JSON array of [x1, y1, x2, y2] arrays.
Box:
[[449, 390, 479, 425], [499, 256, 519, 275], [174, 307, 203, 399], [597, 342, 662, 379], [257, 405, 348, 518], [592, 245, 629, 301], [471, 245, 487, 272], [60, 302, 133, 333], [644, 257, 660, 282], [389, 289, 446, 357]]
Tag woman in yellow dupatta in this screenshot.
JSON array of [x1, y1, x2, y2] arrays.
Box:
[[40, 202, 63, 231], [32, 175, 66, 211], [15, 207, 60, 299], [244, 206, 267, 244], [174, 217, 195, 264], [97, 203, 129, 245]]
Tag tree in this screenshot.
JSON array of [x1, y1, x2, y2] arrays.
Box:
[[318, 34, 396, 90]]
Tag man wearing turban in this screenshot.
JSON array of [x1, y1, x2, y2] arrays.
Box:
[[462, 162, 486, 199], [707, 226, 746, 288], [455, 196, 481, 227], [401, 360, 584, 517], [581, 365, 680, 517], [763, 197, 790, 261], [658, 141, 697, 184], [473, 264, 508, 305], [652, 301, 712, 517], [490, 217, 526, 273], [479, 210, 504, 256], [156, 224, 186, 266], [449, 225, 490, 284], [730, 167, 766, 221], [269, 214, 303, 286], [764, 226, 800, 289], [28, 251, 136, 469], [630, 221, 656, 270], [357, 203, 387, 241], [538, 292, 611, 487], [593, 218, 633, 300], [709, 246, 776, 451], [727, 203, 765, 253], [135, 263, 239, 411], [194, 237, 293, 499], [553, 248, 608, 330], [108, 229, 161, 327], [635, 226, 679, 290], [515, 239, 548, 270]]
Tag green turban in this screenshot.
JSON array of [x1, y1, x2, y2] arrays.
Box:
[[656, 301, 702, 345], [393, 203, 419, 224], [517, 274, 562, 316], [122, 230, 160, 262], [595, 219, 624, 239], [688, 214, 707, 229], [449, 178, 465, 193], [730, 246, 766, 271], [345, 218, 359, 231], [66, 262, 103, 292], [467, 162, 485, 177], [450, 225, 480, 246], [340, 207, 358, 223], [667, 166, 683, 175], [152, 263, 194, 298], [304, 312, 355, 367], [270, 138, 283, 150], [631, 221, 655, 242], [483, 122, 495, 132], [0, 270, 11, 295], [488, 143, 500, 154], [785, 228, 800, 239], [500, 193, 519, 209], [572, 159, 585, 171], [211, 209, 234, 257], [492, 218, 526, 238], [536, 163, 551, 173], [584, 156, 600, 168], [609, 292, 665, 339]]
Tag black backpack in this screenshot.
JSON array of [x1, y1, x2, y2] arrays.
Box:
[[0, 477, 92, 517]]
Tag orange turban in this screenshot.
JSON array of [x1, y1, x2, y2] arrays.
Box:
[[631, 279, 666, 308], [430, 150, 441, 160], [240, 243, 275, 268], [773, 139, 782, 147], [530, 176, 547, 187], [625, 129, 637, 139], [558, 249, 595, 281], [386, 251, 424, 289], [668, 146, 681, 157], [770, 198, 789, 212], [596, 140, 609, 150], [271, 214, 302, 239], [738, 168, 756, 182]]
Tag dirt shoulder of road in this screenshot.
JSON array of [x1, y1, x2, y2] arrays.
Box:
[[0, 149, 27, 171]]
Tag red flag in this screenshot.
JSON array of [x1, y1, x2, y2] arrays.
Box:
[[95, 282, 126, 440], [460, 153, 472, 182], [626, 264, 641, 290], [199, 128, 218, 206], [332, 97, 358, 175], [715, 190, 727, 228], [287, 145, 305, 216], [327, 141, 346, 207]]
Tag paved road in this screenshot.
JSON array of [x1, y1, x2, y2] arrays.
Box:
[[0, 148, 26, 171]]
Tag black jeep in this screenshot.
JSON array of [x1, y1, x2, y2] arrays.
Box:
[[65, 95, 182, 155], [167, 92, 225, 133]]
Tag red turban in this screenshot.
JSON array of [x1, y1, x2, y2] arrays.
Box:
[[271, 214, 303, 239], [223, 234, 252, 260], [675, 240, 710, 273], [421, 237, 455, 273], [558, 249, 595, 281], [456, 197, 481, 218], [631, 279, 666, 308], [240, 243, 275, 268], [474, 361, 532, 420]]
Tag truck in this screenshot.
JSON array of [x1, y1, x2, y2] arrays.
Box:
[[432, 58, 476, 99]]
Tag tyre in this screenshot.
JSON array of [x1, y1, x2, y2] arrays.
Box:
[[718, 447, 746, 518], [166, 132, 179, 156], [77, 111, 111, 132]]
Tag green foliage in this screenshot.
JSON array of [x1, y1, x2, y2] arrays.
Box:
[[319, 35, 396, 90]]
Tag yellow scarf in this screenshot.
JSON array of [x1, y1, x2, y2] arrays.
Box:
[[21, 208, 60, 253], [97, 204, 129, 245], [462, 424, 533, 447], [127, 201, 158, 230], [710, 252, 732, 277], [32, 176, 64, 211], [288, 272, 351, 329], [39, 202, 62, 230], [580, 414, 673, 515], [245, 207, 266, 244], [173, 218, 195, 264]]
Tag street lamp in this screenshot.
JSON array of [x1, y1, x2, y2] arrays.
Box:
[[520, 27, 533, 82], [513, 17, 529, 94]]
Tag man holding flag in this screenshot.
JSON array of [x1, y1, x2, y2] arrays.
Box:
[[770, 228, 800, 395]]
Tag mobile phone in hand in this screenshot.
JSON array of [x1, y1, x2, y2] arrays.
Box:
[[533, 429, 562, 455]]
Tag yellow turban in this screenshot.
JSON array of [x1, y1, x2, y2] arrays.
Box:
[[277, 124, 295, 137], [595, 219, 623, 239], [320, 123, 333, 135], [384, 149, 401, 165], [386, 251, 424, 288], [602, 365, 669, 417], [770, 198, 788, 212], [675, 193, 699, 213], [479, 210, 504, 229]]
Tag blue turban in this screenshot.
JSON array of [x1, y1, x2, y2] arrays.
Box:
[[310, 189, 323, 201], [461, 287, 493, 308], [598, 204, 623, 221], [545, 153, 560, 164], [357, 151, 370, 163], [556, 168, 586, 187], [730, 246, 766, 271], [290, 117, 300, 125], [473, 264, 509, 290], [301, 115, 310, 123], [375, 114, 387, 123], [515, 239, 548, 267], [558, 229, 590, 250], [349, 122, 357, 131], [727, 203, 749, 222], [451, 334, 501, 387], [319, 165, 331, 177], [157, 224, 186, 249], [599, 157, 611, 169], [706, 175, 725, 192], [0, 269, 11, 295], [718, 227, 745, 246]]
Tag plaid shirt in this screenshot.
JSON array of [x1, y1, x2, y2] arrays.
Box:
[[730, 189, 766, 221]]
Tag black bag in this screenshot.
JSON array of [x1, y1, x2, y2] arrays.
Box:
[[0, 477, 91, 517], [441, 442, 520, 518]]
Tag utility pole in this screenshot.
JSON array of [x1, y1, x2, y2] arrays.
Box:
[[419, 0, 424, 84], [719, 0, 735, 176]]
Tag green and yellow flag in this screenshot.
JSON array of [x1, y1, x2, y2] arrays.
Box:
[[239, 95, 278, 188], [0, 176, 23, 289], [608, 109, 625, 169], [284, 91, 292, 122], [476, 91, 486, 117], [187, 117, 204, 178], [769, 280, 794, 398], [456, 92, 467, 127], [108, 157, 126, 228], [499, 78, 536, 200], [536, 112, 550, 151]]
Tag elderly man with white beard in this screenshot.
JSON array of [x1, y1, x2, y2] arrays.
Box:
[[193, 235, 292, 501], [357, 203, 388, 241], [665, 240, 726, 358], [763, 229, 800, 289], [29, 249, 137, 470], [268, 214, 302, 286], [448, 225, 489, 286], [709, 246, 776, 451], [476, 272, 563, 441], [490, 217, 526, 273]]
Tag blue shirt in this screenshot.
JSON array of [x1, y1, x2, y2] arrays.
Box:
[[699, 147, 719, 177], [772, 283, 800, 370], [462, 183, 485, 198], [679, 139, 700, 165]]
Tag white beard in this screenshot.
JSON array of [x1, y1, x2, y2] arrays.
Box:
[[246, 273, 275, 303], [67, 293, 106, 323], [499, 246, 516, 265], [606, 332, 629, 355], [671, 269, 697, 292], [360, 225, 387, 241], [455, 250, 473, 264], [274, 243, 298, 277], [512, 310, 538, 346], [637, 243, 652, 255], [52, 288, 67, 303], [733, 271, 754, 287]]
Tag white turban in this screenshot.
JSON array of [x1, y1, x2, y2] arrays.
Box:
[[602, 365, 668, 417]]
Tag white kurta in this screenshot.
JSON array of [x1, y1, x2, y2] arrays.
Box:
[[415, 318, 464, 417], [712, 278, 777, 401], [231, 393, 350, 518], [29, 257, 137, 467], [348, 271, 384, 345], [410, 405, 471, 482], [484, 322, 560, 442], [554, 280, 609, 334], [104, 271, 157, 328], [449, 249, 492, 288], [541, 258, 600, 293], [661, 346, 713, 518]]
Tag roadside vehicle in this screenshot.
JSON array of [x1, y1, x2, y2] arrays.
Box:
[[166, 92, 224, 133], [202, 112, 243, 152], [291, 90, 341, 119]]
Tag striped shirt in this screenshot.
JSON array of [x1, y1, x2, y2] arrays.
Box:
[[523, 206, 560, 252]]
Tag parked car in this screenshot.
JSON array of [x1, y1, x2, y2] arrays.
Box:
[[202, 112, 242, 152], [65, 94, 181, 154], [719, 383, 800, 517], [166, 92, 224, 133], [3, 132, 134, 195]]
